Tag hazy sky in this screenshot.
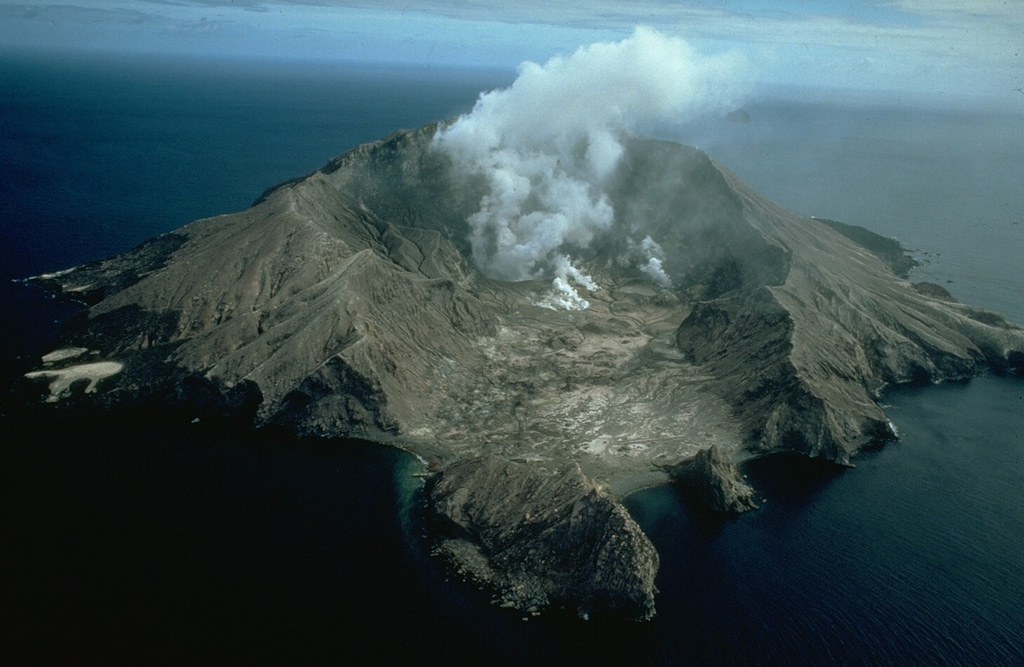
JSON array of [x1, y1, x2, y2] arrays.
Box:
[[2, 1, 1022, 103]]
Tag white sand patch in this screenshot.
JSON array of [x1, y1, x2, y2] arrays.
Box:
[[24, 361, 124, 402], [41, 347, 89, 364]]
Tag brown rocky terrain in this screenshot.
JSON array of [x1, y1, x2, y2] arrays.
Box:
[[16, 122, 1024, 618]]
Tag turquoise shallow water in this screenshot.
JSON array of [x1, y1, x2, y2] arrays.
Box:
[[1, 52, 1022, 662]]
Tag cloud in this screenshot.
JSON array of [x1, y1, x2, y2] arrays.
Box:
[[4, 1, 1018, 98], [434, 27, 745, 305]]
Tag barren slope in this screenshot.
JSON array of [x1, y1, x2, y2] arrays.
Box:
[[23, 123, 1024, 477], [16, 122, 1024, 619]]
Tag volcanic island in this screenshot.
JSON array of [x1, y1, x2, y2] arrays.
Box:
[[12, 122, 1024, 620]]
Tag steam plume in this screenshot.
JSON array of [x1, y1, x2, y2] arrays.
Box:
[[434, 27, 746, 306]]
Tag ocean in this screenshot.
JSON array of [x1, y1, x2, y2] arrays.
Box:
[[2, 51, 1022, 663]]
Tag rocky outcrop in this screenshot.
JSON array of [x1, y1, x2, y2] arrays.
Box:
[[427, 456, 658, 620], [673, 162, 1024, 464], [668, 445, 757, 513]]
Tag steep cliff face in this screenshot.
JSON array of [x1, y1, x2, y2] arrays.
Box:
[[669, 445, 757, 513], [675, 163, 1024, 463], [16, 121, 1024, 618], [428, 457, 658, 620]]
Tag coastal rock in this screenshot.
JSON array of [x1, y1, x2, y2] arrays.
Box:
[[668, 445, 757, 513], [427, 456, 659, 620]]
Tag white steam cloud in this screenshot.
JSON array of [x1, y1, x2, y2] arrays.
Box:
[[637, 235, 672, 287], [434, 27, 746, 307], [537, 255, 600, 311]]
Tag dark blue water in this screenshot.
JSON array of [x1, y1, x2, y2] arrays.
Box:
[[0, 50, 512, 280], [2, 52, 1022, 663], [626, 376, 1024, 665]]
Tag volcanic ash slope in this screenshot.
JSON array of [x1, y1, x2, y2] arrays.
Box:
[[30, 123, 1023, 473], [19, 123, 1024, 617]]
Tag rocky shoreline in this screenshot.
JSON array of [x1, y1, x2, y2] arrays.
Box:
[[427, 456, 659, 620]]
